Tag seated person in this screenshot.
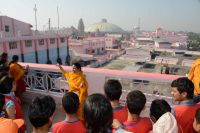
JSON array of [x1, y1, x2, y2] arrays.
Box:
[[150, 99, 178, 133], [122, 90, 152, 133], [193, 108, 200, 133], [0, 94, 24, 133], [28, 95, 56, 133], [83, 93, 113, 133], [0, 71, 25, 133], [171, 77, 200, 133], [52, 92, 86, 133], [104, 79, 128, 122]]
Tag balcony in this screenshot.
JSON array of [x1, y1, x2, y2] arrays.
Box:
[[19, 62, 181, 132]]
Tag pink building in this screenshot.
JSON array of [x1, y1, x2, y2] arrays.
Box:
[[0, 16, 32, 38], [69, 37, 105, 55]]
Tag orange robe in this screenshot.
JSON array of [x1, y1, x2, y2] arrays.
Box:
[[59, 66, 88, 119], [9, 63, 26, 94], [188, 58, 200, 95], [9, 63, 25, 81]]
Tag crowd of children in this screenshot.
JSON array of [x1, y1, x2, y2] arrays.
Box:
[[1, 52, 200, 133]]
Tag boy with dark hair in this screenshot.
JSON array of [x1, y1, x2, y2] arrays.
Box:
[[83, 93, 113, 133], [171, 77, 200, 133], [122, 90, 152, 133], [150, 99, 178, 133], [52, 92, 86, 133], [28, 95, 56, 133], [104, 79, 128, 122], [193, 108, 200, 133]]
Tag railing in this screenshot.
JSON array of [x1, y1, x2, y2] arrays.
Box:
[[20, 62, 181, 106]]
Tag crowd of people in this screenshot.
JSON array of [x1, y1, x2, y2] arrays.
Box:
[[1, 52, 200, 133]]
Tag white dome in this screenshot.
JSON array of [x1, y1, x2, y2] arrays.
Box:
[[85, 19, 124, 33]]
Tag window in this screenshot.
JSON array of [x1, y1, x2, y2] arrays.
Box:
[[50, 38, 55, 44], [25, 40, 32, 47], [5, 25, 9, 32], [38, 39, 44, 46], [60, 38, 65, 43], [9, 42, 17, 49]]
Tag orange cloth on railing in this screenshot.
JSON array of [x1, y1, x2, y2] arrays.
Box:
[[188, 58, 200, 95], [59, 66, 88, 119], [9, 63, 25, 81]]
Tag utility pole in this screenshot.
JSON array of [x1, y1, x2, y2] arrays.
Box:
[[34, 4, 38, 34], [57, 6, 59, 29], [48, 18, 51, 31]]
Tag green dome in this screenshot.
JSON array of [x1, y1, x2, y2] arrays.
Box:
[[85, 19, 124, 33]]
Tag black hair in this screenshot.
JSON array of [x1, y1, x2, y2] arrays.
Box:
[[83, 93, 113, 133], [0, 94, 5, 113], [12, 55, 19, 62], [62, 92, 79, 114], [0, 72, 13, 94], [126, 90, 146, 115], [195, 108, 200, 124], [150, 99, 171, 121], [104, 79, 122, 101], [73, 63, 81, 71], [0, 52, 8, 64], [171, 77, 194, 99], [28, 95, 56, 128]]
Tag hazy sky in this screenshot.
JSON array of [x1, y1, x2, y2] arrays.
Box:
[[0, 0, 200, 32]]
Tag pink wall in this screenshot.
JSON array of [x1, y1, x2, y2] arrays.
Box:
[[0, 16, 32, 37]]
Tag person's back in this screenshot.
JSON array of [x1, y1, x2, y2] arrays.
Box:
[[150, 99, 178, 133], [174, 103, 200, 133], [123, 90, 152, 133], [171, 77, 199, 133], [123, 117, 152, 133], [113, 106, 128, 123], [53, 120, 85, 133], [52, 92, 86, 133], [104, 79, 128, 123]]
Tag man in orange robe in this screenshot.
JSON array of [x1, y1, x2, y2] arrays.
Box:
[[9, 55, 27, 98], [57, 63, 88, 119], [188, 58, 200, 95]]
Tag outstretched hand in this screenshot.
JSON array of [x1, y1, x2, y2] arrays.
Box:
[[56, 63, 61, 67]]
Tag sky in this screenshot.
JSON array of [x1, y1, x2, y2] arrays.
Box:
[[0, 0, 200, 32]]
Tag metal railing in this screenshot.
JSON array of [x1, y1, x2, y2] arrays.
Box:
[[22, 63, 180, 106]]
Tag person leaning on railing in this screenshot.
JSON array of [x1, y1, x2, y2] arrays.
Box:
[[56, 63, 88, 120]]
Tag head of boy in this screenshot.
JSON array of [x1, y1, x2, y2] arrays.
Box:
[[150, 99, 171, 123], [171, 77, 194, 101], [126, 90, 146, 115], [62, 92, 79, 114], [28, 95, 56, 130], [193, 108, 200, 133], [83, 93, 113, 133], [104, 79, 122, 101]]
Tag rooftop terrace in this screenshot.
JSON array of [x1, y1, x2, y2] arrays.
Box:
[[20, 62, 181, 132]]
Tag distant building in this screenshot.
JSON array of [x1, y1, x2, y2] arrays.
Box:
[[0, 16, 33, 37], [77, 18, 84, 36], [154, 39, 172, 49], [85, 19, 124, 33]]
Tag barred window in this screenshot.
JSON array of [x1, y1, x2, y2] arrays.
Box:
[[50, 38, 55, 44], [9, 42, 17, 49], [25, 40, 32, 47], [5, 25, 9, 32], [38, 39, 44, 46], [60, 38, 65, 43]]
